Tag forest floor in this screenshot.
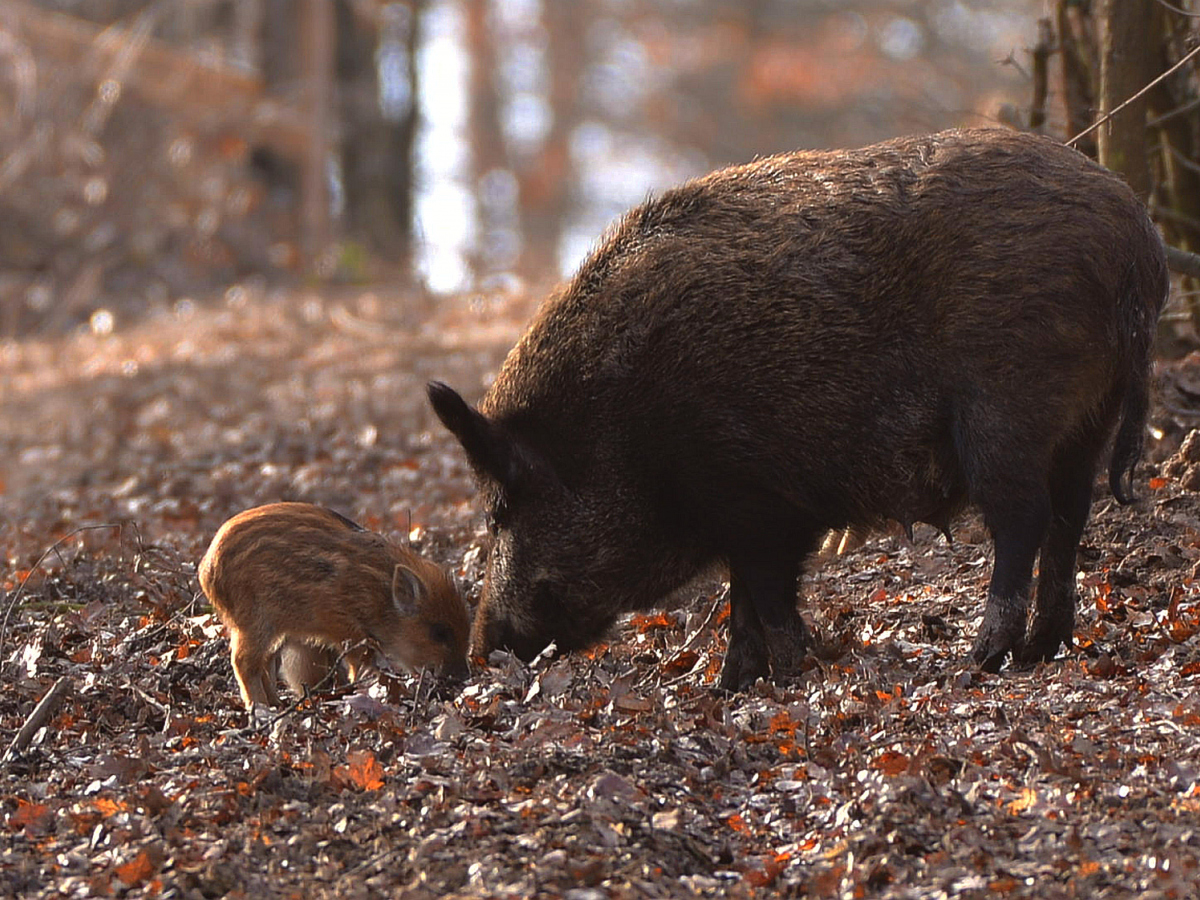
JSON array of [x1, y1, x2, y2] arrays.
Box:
[[3, 288, 1200, 899]]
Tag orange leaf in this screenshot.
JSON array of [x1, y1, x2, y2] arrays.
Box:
[[1006, 786, 1037, 814], [8, 799, 50, 832], [1149, 476, 1167, 490], [344, 750, 384, 791], [704, 655, 724, 679], [1170, 621, 1199, 643], [93, 798, 124, 817], [582, 643, 610, 660], [726, 813, 749, 833], [869, 587, 888, 603], [769, 710, 797, 735], [68, 809, 102, 835], [631, 612, 672, 632], [743, 852, 788, 887], [115, 850, 158, 886]]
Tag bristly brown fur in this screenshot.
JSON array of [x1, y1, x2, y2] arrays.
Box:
[[429, 128, 1168, 689], [198, 502, 470, 710]]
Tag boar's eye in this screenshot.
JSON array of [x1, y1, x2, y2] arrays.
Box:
[[427, 622, 456, 647], [486, 499, 511, 536]]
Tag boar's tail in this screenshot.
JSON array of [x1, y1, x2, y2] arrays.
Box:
[[1108, 243, 1168, 505], [1109, 376, 1149, 505]]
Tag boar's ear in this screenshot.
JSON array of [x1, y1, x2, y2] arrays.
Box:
[[427, 381, 528, 490], [391, 564, 427, 617]]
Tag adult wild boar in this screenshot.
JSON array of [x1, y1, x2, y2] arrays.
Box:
[[429, 128, 1167, 690]]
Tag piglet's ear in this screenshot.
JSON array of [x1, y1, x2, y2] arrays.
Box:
[[427, 381, 527, 490], [391, 564, 426, 617]]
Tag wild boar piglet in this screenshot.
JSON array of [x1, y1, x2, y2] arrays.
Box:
[[198, 502, 470, 709]]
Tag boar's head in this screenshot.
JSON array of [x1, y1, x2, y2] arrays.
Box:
[[428, 381, 687, 662]]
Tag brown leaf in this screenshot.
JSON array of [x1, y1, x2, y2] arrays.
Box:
[[873, 750, 910, 776]]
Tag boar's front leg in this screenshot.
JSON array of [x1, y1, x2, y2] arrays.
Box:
[[720, 554, 810, 691], [970, 488, 1051, 672]]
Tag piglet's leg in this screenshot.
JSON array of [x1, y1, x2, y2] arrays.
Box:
[[229, 630, 277, 709]]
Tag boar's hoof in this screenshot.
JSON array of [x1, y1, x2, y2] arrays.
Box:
[[718, 655, 769, 692], [1016, 611, 1074, 666], [764, 616, 812, 680], [969, 623, 1024, 674], [719, 635, 771, 692]]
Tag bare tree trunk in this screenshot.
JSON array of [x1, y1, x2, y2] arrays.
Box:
[[517, 0, 582, 283], [231, 0, 264, 72], [1149, 11, 1200, 253], [300, 0, 335, 268], [1056, 0, 1096, 157], [336, 0, 420, 270], [1097, 0, 1157, 199], [1147, 6, 1200, 328], [467, 0, 508, 280]]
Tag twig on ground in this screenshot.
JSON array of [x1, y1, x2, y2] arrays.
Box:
[[658, 588, 728, 688], [3, 675, 72, 764], [0, 523, 125, 671]]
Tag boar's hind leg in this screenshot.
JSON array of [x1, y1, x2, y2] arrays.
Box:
[[1020, 441, 1101, 664], [719, 555, 810, 691], [969, 481, 1052, 673]]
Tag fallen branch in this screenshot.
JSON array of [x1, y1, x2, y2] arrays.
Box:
[[3, 676, 72, 763]]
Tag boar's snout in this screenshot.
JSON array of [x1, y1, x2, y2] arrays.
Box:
[[470, 603, 550, 664]]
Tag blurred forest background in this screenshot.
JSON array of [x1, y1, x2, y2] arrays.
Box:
[[2, 0, 1199, 338], [0, 0, 1043, 338]]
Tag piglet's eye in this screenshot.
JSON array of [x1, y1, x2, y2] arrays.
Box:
[[428, 622, 455, 646]]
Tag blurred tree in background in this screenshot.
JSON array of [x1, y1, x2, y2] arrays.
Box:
[[4, 0, 1196, 338], [1034, 0, 1200, 331]]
